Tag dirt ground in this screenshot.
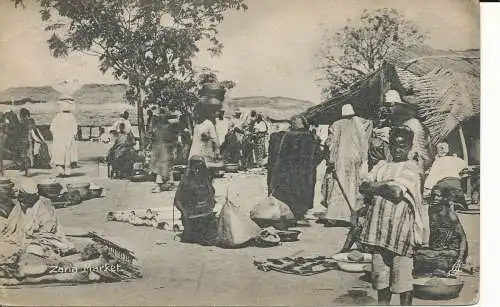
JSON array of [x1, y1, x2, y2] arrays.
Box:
[[0, 142, 479, 306]]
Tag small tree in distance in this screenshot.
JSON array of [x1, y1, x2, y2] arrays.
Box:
[[317, 8, 426, 99]]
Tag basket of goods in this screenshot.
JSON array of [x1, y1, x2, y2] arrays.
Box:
[[67, 182, 91, 200], [250, 196, 296, 230], [37, 180, 63, 199], [199, 83, 226, 101], [332, 251, 373, 273], [89, 184, 104, 198], [413, 277, 464, 300], [224, 163, 239, 173]]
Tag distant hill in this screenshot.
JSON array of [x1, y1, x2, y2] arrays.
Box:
[[0, 86, 61, 105], [224, 96, 315, 120], [72, 83, 129, 104]]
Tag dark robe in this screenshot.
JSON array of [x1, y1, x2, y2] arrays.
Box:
[[267, 130, 323, 219], [174, 156, 217, 245], [108, 133, 136, 178]]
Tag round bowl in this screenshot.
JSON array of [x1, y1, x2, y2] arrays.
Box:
[[277, 230, 302, 242], [224, 163, 240, 173], [37, 182, 63, 198], [413, 277, 464, 300], [332, 252, 373, 273]]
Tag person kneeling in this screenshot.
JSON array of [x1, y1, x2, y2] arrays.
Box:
[[414, 177, 468, 278], [174, 156, 217, 245]]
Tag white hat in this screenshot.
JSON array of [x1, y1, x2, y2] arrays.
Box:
[[341, 104, 355, 117], [20, 179, 38, 194], [384, 90, 402, 105]]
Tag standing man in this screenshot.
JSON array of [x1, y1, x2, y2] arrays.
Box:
[[388, 91, 432, 171], [359, 126, 429, 306], [215, 108, 229, 149], [222, 109, 244, 165], [323, 104, 371, 225], [50, 96, 78, 177]]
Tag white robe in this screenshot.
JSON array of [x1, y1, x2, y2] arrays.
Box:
[[50, 112, 78, 166], [189, 119, 219, 161]]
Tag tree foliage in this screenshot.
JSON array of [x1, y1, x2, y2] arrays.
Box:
[[317, 8, 426, 99], [11, 0, 246, 137]]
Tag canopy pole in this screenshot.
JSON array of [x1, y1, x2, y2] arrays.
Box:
[[458, 123, 468, 164]]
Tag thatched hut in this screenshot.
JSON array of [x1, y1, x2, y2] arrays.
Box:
[[302, 45, 480, 164], [0, 86, 61, 105]]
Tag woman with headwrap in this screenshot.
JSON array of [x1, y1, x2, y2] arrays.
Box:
[[252, 113, 268, 166], [107, 123, 136, 179], [414, 177, 468, 277], [150, 108, 183, 192], [267, 115, 323, 223], [174, 156, 217, 245]]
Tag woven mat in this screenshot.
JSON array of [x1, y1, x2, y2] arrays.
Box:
[[254, 256, 339, 276]]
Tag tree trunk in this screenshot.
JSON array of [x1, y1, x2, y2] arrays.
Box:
[[137, 88, 146, 149]]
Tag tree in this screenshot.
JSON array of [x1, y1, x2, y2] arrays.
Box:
[[11, 0, 246, 144], [317, 8, 426, 99]]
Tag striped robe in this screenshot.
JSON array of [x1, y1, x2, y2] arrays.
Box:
[[359, 160, 429, 256]]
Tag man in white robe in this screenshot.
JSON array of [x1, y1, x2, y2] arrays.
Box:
[[50, 96, 78, 177], [323, 104, 372, 225]]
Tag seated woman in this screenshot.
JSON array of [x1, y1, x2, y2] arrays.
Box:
[[174, 156, 217, 245], [107, 123, 137, 179], [414, 177, 468, 277]]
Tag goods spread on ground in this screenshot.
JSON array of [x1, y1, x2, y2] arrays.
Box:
[[107, 208, 183, 230], [0, 231, 142, 286]]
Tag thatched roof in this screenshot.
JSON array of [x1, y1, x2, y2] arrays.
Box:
[[0, 86, 61, 104], [386, 46, 480, 144], [301, 45, 480, 143], [72, 83, 129, 104]]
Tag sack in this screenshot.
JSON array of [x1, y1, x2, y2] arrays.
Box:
[[216, 198, 261, 247], [250, 195, 295, 221]]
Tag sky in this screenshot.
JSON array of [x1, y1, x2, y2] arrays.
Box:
[[0, 0, 479, 103]]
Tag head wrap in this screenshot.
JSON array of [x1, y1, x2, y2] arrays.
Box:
[[384, 90, 402, 105], [20, 179, 38, 194], [341, 104, 355, 117], [433, 177, 466, 205]]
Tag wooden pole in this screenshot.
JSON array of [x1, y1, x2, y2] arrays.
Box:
[[458, 123, 469, 164]]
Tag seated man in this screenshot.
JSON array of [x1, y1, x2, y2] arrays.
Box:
[[414, 177, 468, 277], [424, 142, 467, 197], [359, 126, 428, 306], [107, 123, 137, 179], [2, 180, 73, 255]]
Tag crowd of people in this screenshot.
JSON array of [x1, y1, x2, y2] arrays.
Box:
[[0, 95, 77, 177], [103, 88, 472, 306], [0, 89, 474, 304]]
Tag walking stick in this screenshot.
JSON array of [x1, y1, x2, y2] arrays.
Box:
[[332, 170, 354, 212]]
